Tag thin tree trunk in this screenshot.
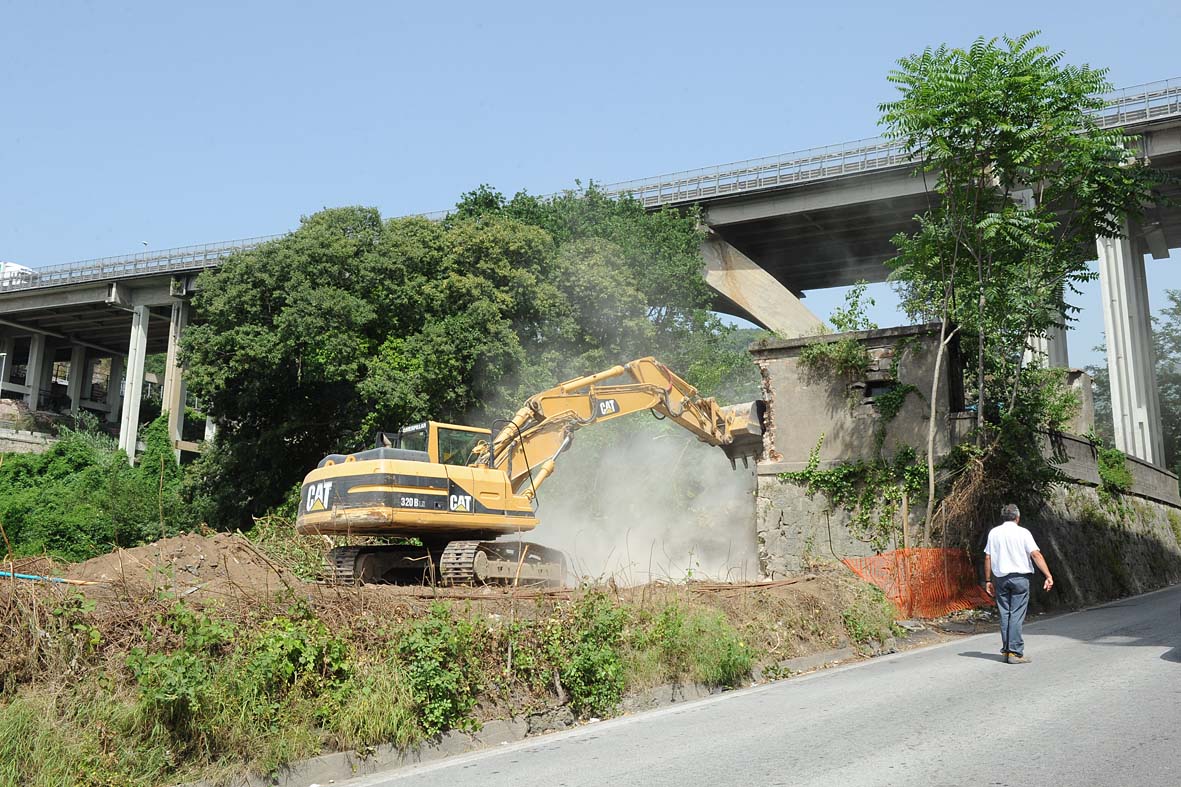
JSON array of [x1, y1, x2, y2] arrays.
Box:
[[976, 284, 986, 444], [924, 316, 959, 542]]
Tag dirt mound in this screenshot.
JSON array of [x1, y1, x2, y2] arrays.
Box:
[[66, 531, 301, 601]]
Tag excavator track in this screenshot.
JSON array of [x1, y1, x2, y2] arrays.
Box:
[[440, 540, 566, 587], [325, 544, 438, 585], [326, 546, 366, 585], [439, 540, 481, 585]]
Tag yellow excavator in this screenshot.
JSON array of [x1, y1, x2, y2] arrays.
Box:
[[296, 357, 764, 585]]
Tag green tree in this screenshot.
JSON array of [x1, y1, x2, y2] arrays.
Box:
[[879, 32, 1162, 533], [182, 193, 759, 528], [182, 207, 558, 526]]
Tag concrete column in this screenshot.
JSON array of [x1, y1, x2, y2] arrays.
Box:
[[0, 333, 13, 394], [66, 345, 87, 414], [1025, 321, 1069, 369], [700, 235, 825, 338], [118, 305, 150, 461], [106, 355, 124, 423], [162, 301, 189, 458], [1097, 227, 1164, 464], [204, 416, 217, 443], [25, 333, 46, 411]]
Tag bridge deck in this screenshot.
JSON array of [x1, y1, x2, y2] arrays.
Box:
[[3, 77, 1179, 296]]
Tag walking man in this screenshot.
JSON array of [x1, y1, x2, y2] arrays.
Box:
[[984, 503, 1054, 664]]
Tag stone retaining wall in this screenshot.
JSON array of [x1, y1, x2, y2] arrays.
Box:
[[756, 470, 1181, 605], [0, 427, 56, 454], [750, 323, 1181, 596]]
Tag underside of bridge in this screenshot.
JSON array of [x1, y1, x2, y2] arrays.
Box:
[[694, 121, 1181, 468], [0, 274, 204, 459]]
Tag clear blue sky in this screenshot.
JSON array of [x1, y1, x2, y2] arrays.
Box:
[[3, 0, 1178, 367]]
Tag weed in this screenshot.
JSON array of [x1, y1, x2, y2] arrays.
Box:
[[840, 583, 900, 650], [324, 656, 420, 749], [680, 610, 752, 687], [547, 592, 628, 718], [396, 603, 480, 736], [630, 603, 752, 689], [247, 515, 326, 581]]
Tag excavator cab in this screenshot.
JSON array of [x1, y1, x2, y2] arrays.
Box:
[[376, 421, 491, 466]]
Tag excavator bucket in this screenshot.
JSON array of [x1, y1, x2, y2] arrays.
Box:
[[719, 400, 766, 468]]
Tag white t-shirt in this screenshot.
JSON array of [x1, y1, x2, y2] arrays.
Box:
[[984, 520, 1040, 576]]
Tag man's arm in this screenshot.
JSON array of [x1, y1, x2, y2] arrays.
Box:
[[984, 554, 993, 597], [1031, 550, 1054, 591]]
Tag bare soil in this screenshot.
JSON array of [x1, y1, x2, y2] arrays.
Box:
[[64, 531, 301, 603], [25, 530, 865, 668]]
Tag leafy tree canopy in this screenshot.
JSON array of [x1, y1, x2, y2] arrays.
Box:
[[882, 31, 1159, 433], [182, 189, 758, 527], [878, 32, 1163, 533]]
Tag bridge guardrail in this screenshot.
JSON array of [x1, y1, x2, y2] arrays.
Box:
[[5, 79, 1178, 295], [603, 77, 1181, 207], [0, 235, 285, 294]]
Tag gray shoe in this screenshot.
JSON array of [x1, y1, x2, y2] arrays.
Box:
[[1006, 653, 1031, 664]]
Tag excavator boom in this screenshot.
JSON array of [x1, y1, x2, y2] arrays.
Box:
[[472, 357, 764, 497]]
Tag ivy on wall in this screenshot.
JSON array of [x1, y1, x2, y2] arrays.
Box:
[[780, 436, 927, 552]]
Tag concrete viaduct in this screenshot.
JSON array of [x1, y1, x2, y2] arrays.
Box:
[[1, 77, 1179, 466]]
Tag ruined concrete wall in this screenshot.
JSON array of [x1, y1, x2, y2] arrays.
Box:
[[755, 479, 907, 577], [750, 324, 953, 472], [757, 471, 1181, 602], [750, 323, 1181, 585]]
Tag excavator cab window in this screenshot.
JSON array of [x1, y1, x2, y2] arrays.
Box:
[[377, 423, 428, 453], [436, 425, 487, 465]]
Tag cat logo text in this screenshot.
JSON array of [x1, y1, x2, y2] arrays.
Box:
[[597, 399, 620, 417], [306, 481, 333, 512]]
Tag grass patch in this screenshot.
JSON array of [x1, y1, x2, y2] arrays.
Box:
[[840, 583, 900, 650], [628, 603, 752, 689], [1169, 511, 1181, 546], [1, 568, 877, 785]]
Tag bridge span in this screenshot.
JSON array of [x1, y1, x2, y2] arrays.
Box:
[[1, 78, 1180, 465]]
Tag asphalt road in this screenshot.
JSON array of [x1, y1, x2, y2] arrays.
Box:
[[346, 585, 1181, 787]]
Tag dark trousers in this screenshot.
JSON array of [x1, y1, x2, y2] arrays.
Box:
[[995, 573, 1031, 656]]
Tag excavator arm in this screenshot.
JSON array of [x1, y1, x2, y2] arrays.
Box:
[[470, 357, 764, 498]]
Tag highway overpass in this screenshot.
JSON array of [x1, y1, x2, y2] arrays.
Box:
[[1, 77, 1179, 464]]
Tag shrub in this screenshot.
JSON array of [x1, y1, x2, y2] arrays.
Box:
[[0, 415, 194, 561], [396, 603, 481, 735], [548, 592, 628, 718]]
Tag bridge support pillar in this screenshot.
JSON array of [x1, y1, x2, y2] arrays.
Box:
[[118, 305, 149, 463], [66, 345, 87, 414], [25, 333, 46, 411], [701, 235, 824, 337], [162, 301, 189, 460], [0, 333, 13, 394], [1097, 226, 1164, 465], [106, 354, 124, 424], [1025, 322, 1069, 369]]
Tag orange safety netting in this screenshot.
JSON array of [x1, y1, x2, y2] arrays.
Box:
[[842, 548, 993, 619]]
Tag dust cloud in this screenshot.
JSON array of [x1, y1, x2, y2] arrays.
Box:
[[526, 419, 759, 585]]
